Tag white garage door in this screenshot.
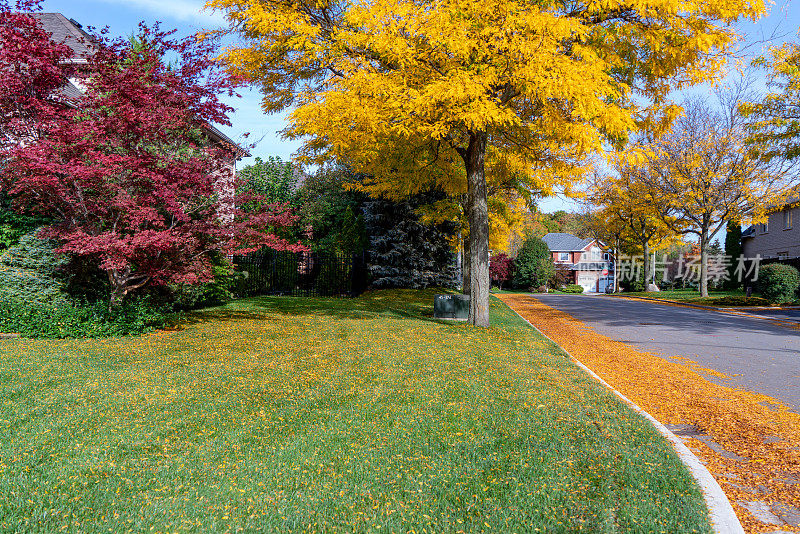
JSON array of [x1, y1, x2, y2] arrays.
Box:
[[576, 274, 596, 293]]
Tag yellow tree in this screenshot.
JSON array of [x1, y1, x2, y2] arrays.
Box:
[[742, 40, 800, 161], [581, 207, 627, 292], [489, 195, 528, 255], [209, 0, 763, 325], [635, 87, 795, 297], [590, 165, 679, 290]]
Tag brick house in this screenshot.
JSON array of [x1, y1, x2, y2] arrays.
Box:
[[741, 196, 800, 261], [542, 233, 614, 293]]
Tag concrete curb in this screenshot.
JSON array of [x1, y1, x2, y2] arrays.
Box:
[[502, 300, 745, 534]]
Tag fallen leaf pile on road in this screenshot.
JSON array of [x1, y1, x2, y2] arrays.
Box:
[[498, 294, 800, 534]]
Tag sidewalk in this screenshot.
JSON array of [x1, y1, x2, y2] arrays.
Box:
[[498, 293, 800, 534]]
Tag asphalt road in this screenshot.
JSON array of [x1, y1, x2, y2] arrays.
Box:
[[534, 294, 800, 411], [739, 308, 800, 322]]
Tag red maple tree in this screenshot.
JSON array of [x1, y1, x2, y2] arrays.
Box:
[[489, 253, 513, 289], [0, 0, 72, 146], [0, 6, 304, 306]]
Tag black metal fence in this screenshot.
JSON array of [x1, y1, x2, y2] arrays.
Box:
[[233, 248, 368, 297]]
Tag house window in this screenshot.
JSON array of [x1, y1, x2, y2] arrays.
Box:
[[760, 221, 769, 234], [559, 252, 570, 262], [582, 248, 602, 262], [784, 209, 792, 230]]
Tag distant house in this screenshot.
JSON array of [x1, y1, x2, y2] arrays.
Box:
[[542, 233, 614, 293]]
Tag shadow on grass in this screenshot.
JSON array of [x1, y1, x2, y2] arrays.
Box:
[[178, 289, 455, 328]]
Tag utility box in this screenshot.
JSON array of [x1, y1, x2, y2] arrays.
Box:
[[434, 294, 470, 320]]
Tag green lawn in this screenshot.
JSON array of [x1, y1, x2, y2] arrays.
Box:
[[0, 290, 710, 533]]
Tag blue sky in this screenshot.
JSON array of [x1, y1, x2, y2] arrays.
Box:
[[41, 0, 800, 213]]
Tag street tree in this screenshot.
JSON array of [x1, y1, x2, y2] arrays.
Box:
[[741, 41, 800, 161], [209, 0, 764, 325], [634, 88, 794, 297], [582, 208, 627, 292], [589, 166, 678, 290], [724, 221, 743, 289]]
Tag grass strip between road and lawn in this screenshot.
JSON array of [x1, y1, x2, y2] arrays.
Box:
[[498, 293, 800, 534], [608, 290, 776, 308], [0, 289, 710, 533]]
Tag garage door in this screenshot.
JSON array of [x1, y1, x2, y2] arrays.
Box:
[[577, 274, 596, 293]]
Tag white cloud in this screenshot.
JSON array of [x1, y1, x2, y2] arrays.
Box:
[[96, 0, 227, 26]]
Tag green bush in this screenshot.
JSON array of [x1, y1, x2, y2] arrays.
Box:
[[0, 297, 174, 339], [513, 237, 555, 289], [0, 192, 50, 250], [620, 278, 645, 293], [0, 230, 175, 338], [562, 284, 584, 294], [0, 231, 69, 305], [757, 263, 800, 304], [172, 254, 237, 309]]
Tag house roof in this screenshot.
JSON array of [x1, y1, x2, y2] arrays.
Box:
[[52, 79, 83, 107], [542, 233, 594, 252], [203, 123, 251, 159], [31, 13, 94, 63]]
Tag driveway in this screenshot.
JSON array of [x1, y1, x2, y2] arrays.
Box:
[[534, 294, 800, 411]]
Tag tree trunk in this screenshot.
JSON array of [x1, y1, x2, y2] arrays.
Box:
[[465, 131, 489, 327], [462, 234, 471, 296], [699, 225, 709, 298], [108, 269, 128, 311], [642, 240, 651, 291], [107, 267, 148, 311]]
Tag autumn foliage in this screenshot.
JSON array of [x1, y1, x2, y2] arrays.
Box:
[[743, 41, 800, 162], [502, 294, 800, 533], [0, 6, 303, 306], [489, 253, 512, 289], [209, 0, 764, 326], [612, 88, 793, 297], [0, 0, 71, 146]]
